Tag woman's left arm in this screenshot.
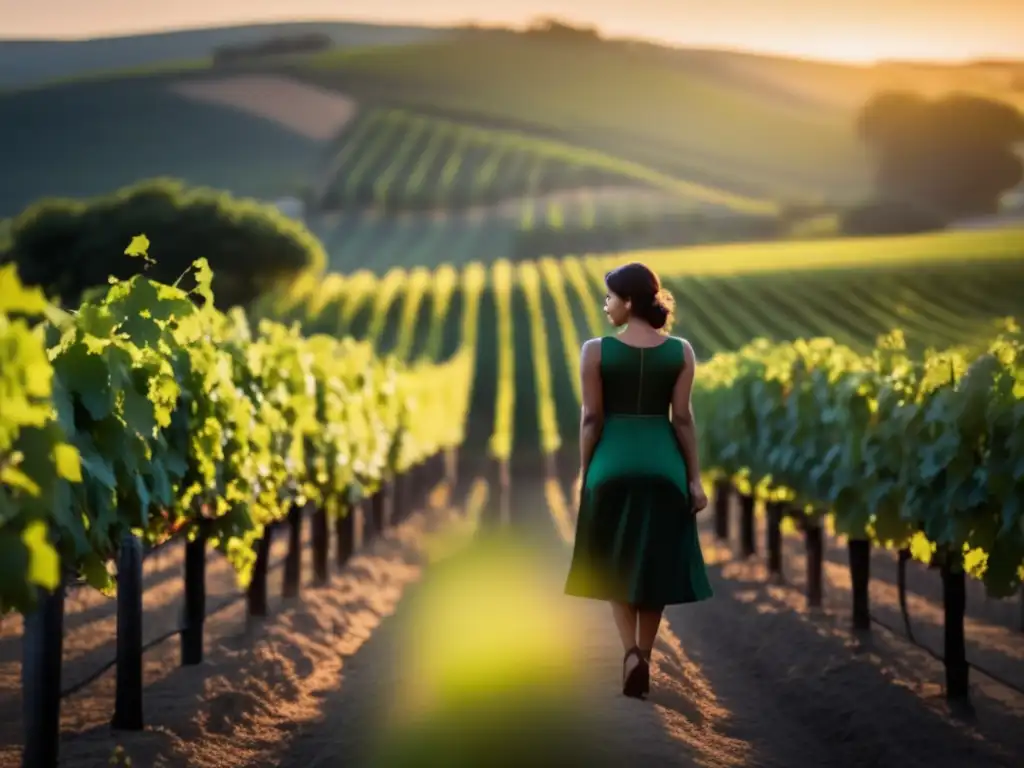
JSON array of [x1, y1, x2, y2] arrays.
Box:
[[671, 339, 708, 511]]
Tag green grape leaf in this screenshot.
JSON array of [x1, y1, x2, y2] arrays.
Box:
[[191, 258, 215, 308], [124, 234, 154, 265]]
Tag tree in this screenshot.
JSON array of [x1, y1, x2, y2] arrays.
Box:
[[212, 33, 332, 66], [525, 17, 601, 41], [1, 178, 325, 310], [856, 91, 1024, 220]]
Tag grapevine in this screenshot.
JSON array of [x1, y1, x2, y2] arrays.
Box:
[[0, 238, 464, 615], [692, 324, 1024, 597]]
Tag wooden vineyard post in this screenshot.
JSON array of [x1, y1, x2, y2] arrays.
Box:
[[804, 514, 824, 609], [499, 459, 511, 528], [112, 533, 144, 731], [401, 468, 412, 515], [384, 478, 394, 530], [312, 505, 329, 585], [765, 501, 783, 581], [712, 480, 731, 541], [421, 457, 430, 499], [739, 493, 756, 558], [848, 539, 872, 631], [425, 456, 435, 494], [941, 551, 969, 702], [283, 503, 303, 599], [897, 547, 915, 641], [369, 490, 382, 540], [22, 583, 65, 768], [445, 446, 458, 488], [434, 451, 443, 483], [370, 480, 392, 538], [417, 458, 428, 497], [335, 504, 355, 567], [405, 468, 414, 518], [181, 523, 208, 665], [394, 471, 406, 525], [247, 526, 273, 618]]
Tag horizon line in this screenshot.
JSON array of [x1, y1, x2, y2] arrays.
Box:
[[2, 15, 1023, 67]]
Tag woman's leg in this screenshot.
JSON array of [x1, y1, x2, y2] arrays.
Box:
[[610, 601, 638, 650], [637, 608, 663, 661], [611, 601, 645, 686]]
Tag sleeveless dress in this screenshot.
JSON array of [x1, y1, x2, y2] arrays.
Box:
[[563, 336, 713, 609]]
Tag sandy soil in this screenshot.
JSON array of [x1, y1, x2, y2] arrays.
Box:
[[710, 495, 1024, 693], [556, 474, 1023, 766], [170, 75, 358, 142], [0, 478, 482, 767], [269, 474, 1024, 767], [2, 465, 1021, 767]]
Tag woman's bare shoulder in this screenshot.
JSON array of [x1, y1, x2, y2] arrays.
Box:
[[669, 336, 696, 361], [580, 336, 604, 358]]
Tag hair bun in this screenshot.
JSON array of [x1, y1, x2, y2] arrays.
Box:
[[642, 288, 674, 330], [603, 262, 676, 331]]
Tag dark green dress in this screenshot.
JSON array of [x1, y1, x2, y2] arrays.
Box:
[[564, 336, 713, 609]]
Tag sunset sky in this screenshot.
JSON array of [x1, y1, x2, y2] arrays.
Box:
[[2, 0, 1023, 63]]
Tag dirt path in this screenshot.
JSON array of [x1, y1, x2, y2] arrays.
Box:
[[2, 470, 1022, 767], [272, 479, 737, 768], [269, 475, 1024, 768]]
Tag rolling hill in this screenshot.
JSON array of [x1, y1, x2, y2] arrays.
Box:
[[0, 73, 360, 217], [0, 21, 454, 89], [2, 22, 1021, 271], [293, 34, 870, 203], [3, 27, 1019, 210]]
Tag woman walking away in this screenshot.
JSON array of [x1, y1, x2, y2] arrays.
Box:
[[563, 262, 712, 699]]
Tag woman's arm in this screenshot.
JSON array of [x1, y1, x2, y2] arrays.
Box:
[[670, 339, 702, 481], [579, 338, 604, 478]]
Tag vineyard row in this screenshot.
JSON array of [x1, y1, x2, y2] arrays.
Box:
[[307, 190, 748, 273], [1, 239, 470, 616], [258, 235, 1024, 597], [313, 107, 767, 215], [262, 241, 1024, 461]]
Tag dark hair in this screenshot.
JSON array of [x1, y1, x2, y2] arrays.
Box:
[[604, 262, 675, 330]]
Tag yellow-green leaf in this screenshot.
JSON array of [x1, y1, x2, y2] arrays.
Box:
[[22, 520, 61, 591], [54, 443, 82, 483], [0, 264, 50, 315]]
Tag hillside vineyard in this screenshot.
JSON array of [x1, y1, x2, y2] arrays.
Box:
[[254, 228, 1024, 596]]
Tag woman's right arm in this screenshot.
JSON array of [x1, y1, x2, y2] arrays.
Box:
[[579, 338, 604, 480]]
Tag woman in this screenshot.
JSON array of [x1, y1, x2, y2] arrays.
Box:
[[563, 262, 713, 699]]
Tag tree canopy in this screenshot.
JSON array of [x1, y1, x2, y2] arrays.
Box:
[[0, 178, 325, 310], [856, 91, 1024, 221]]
